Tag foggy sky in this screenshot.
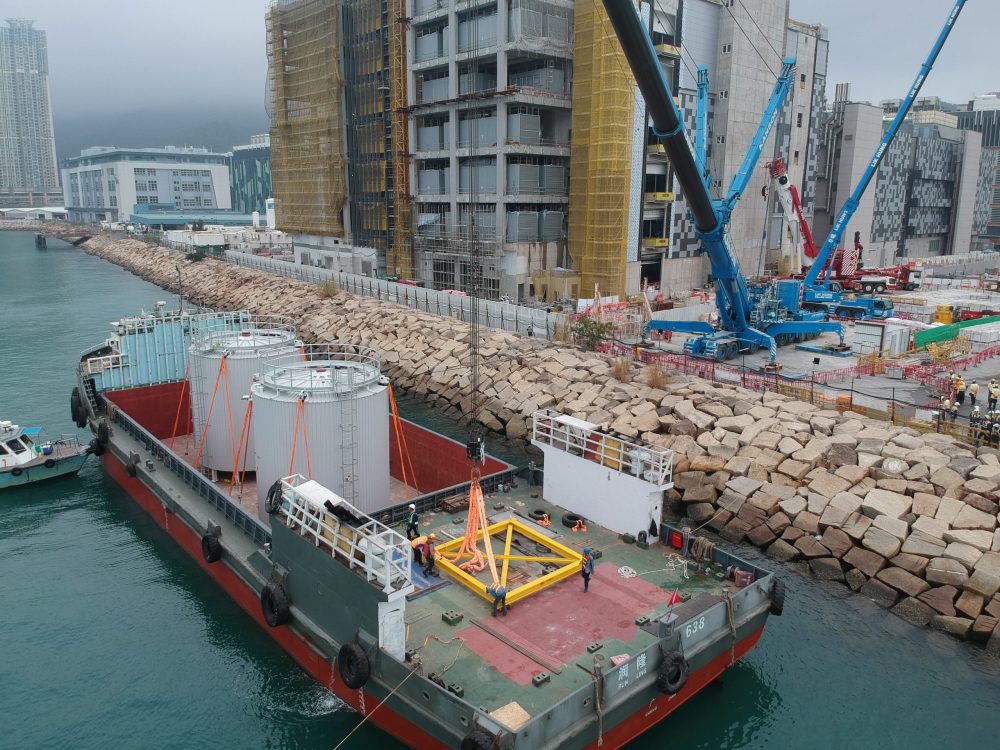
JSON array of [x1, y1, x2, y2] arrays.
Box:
[[6, 0, 996, 119]]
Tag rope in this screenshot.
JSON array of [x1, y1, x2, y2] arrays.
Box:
[[238, 401, 253, 493], [330, 668, 419, 750], [388, 386, 412, 498], [220, 358, 238, 474], [193, 356, 228, 469], [301, 397, 313, 480], [168, 365, 189, 448], [288, 397, 304, 477], [725, 592, 737, 666], [229, 398, 253, 496]]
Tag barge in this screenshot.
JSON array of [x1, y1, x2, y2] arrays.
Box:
[[74, 304, 783, 749]]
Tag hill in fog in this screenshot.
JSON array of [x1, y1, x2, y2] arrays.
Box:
[[54, 106, 271, 160]]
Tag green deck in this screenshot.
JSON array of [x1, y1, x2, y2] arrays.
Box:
[[403, 485, 730, 718]]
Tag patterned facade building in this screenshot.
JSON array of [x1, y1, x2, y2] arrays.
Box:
[[229, 135, 272, 216]]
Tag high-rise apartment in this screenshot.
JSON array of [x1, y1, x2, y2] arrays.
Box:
[[229, 134, 272, 215], [0, 19, 60, 208], [957, 93, 1000, 243]]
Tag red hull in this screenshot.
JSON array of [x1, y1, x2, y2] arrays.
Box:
[[102, 451, 763, 750]]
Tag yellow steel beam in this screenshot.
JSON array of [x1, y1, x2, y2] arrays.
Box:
[[433, 517, 584, 606], [499, 525, 514, 588]]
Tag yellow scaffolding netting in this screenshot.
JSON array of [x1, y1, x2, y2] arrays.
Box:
[[567, 0, 635, 300], [267, 0, 347, 236], [389, 0, 414, 279]]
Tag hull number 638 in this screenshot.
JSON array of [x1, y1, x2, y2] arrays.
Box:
[[685, 617, 706, 639]]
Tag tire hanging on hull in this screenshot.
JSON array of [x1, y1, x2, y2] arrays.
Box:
[[260, 581, 291, 627]]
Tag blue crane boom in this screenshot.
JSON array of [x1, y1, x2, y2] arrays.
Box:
[[717, 58, 796, 227], [805, 0, 968, 289], [695, 66, 709, 180]]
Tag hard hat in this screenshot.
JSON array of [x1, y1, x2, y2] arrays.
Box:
[[429, 532, 437, 539], [583, 547, 591, 555], [408, 503, 415, 510]]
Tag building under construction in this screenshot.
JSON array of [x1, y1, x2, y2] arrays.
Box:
[[267, 0, 829, 302]]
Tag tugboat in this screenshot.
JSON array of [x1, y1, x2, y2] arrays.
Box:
[[0, 420, 91, 489]]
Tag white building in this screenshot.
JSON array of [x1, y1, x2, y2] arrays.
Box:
[[60, 146, 231, 224]]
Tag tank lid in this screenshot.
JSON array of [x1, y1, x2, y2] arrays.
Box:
[[257, 344, 383, 394]]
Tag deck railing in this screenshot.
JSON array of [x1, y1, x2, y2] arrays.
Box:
[[531, 409, 673, 486], [111, 408, 271, 546], [278, 474, 413, 594]]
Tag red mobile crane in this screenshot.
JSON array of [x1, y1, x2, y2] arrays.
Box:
[[768, 160, 922, 293]]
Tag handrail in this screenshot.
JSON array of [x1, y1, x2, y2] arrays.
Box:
[[111, 407, 271, 546]]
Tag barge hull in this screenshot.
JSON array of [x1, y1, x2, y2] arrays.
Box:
[[102, 448, 765, 750]]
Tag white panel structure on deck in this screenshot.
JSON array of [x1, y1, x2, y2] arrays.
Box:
[[530, 410, 674, 538], [188, 317, 299, 473], [252, 344, 389, 520]]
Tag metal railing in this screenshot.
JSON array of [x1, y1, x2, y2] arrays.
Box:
[[257, 343, 383, 394], [224, 251, 570, 340], [111, 408, 271, 546], [278, 474, 413, 594], [531, 409, 674, 486]]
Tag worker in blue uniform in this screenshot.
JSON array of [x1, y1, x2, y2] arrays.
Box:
[[488, 582, 508, 617], [581, 548, 595, 592]]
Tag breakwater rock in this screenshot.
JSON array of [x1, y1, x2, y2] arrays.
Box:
[[81, 236, 1000, 651]]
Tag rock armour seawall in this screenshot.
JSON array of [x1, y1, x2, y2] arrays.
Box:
[[81, 236, 1000, 652]]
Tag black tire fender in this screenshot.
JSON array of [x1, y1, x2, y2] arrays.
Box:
[[656, 651, 688, 695], [460, 730, 494, 750], [265, 480, 284, 514], [260, 582, 291, 627], [125, 461, 138, 478], [44, 459, 56, 469], [770, 578, 786, 617], [201, 533, 222, 564], [71, 388, 84, 423], [97, 421, 111, 447], [528, 509, 548, 521], [88, 438, 106, 457], [561, 512, 583, 528], [337, 641, 371, 690], [11, 467, 23, 477]]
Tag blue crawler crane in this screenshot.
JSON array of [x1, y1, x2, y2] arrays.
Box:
[[796, 0, 968, 318], [605, 0, 967, 361]]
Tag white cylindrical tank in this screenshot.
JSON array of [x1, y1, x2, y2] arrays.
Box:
[[252, 344, 389, 520], [252, 211, 260, 228], [265, 198, 276, 230], [188, 316, 298, 473]]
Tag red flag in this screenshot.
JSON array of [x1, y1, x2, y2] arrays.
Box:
[[667, 589, 680, 606]]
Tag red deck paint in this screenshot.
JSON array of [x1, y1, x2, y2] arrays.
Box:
[[107, 383, 191, 440], [458, 562, 670, 682], [389, 418, 507, 491], [110, 384, 505, 494]]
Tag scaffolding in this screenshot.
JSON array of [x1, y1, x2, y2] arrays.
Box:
[[567, 1, 635, 300], [389, 0, 414, 279], [267, 0, 347, 236]]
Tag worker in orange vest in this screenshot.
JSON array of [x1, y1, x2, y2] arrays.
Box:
[[955, 376, 966, 406]]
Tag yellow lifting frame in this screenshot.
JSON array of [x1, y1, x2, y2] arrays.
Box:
[[434, 517, 583, 606]]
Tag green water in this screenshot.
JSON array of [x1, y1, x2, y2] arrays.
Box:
[[2, 230, 999, 749]]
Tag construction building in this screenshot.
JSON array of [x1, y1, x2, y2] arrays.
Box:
[[813, 85, 995, 267], [410, 0, 573, 299], [265, 0, 828, 300], [229, 134, 272, 215], [0, 19, 61, 209]]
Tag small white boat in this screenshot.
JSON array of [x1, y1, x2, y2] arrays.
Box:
[[0, 420, 91, 489]]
